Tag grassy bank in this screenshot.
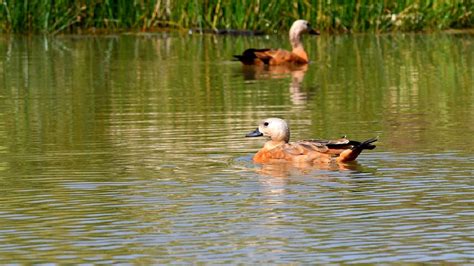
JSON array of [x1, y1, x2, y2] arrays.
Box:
[[1, 0, 473, 34]]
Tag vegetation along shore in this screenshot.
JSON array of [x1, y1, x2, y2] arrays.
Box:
[[0, 0, 473, 34]]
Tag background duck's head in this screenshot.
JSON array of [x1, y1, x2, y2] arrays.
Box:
[[289, 20, 319, 41], [246, 117, 290, 143]]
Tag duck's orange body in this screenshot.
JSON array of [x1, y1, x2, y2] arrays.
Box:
[[252, 138, 376, 164], [246, 118, 377, 165], [234, 20, 319, 66], [236, 48, 310, 66], [253, 142, 333, 164]]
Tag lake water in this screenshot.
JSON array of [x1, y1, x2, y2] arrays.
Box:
[[0, 32, 473, 263]]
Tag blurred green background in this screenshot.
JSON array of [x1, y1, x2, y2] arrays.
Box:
[[1, 0, 473, 34]]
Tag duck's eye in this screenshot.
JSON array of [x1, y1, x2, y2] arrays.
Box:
[[263, 122, 269, 127]]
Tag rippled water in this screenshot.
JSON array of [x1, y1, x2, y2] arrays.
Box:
[[0, 32, 473, 263]]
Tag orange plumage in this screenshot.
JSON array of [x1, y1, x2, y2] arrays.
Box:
[[246, 118, 377, 164], [234, 20, 319, 66]]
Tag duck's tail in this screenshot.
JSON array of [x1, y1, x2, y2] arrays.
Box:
[[352, 137, 378, 151], [337, 137, 378, 163]]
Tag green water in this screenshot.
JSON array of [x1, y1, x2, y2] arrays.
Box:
[[0, 32, 473, 263]]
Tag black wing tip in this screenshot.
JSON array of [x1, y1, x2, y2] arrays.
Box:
[[234, 48, 271, 57], [350, 137, 378, 151], [243, 48, 271, 53], [233, 48, 273, 64], [361, 137, 378, 150]]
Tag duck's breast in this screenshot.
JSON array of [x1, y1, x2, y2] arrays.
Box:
[[253, 147, 289, 163]]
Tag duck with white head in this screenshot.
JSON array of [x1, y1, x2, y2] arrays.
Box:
[[246, 118, 377, 164], [234, 20, 319, 65]]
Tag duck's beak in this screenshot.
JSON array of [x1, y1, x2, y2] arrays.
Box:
[[245, 128, 263, 138], [308, 28, 320, 35]]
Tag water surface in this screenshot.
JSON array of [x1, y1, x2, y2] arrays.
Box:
[[0, 32, 473, 263]]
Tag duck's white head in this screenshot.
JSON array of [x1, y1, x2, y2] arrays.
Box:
[[246, 117, 290, 143], [289, 20, 319, 47]]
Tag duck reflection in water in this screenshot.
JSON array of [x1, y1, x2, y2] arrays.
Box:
[[255, 160, 365, 178], [234, 19, 319, 105], [238, 64, 311, 105]]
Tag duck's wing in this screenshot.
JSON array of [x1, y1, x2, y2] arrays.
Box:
[[272, 141, 336, 164], [306, 137, 349, 145], [258, 142, 327, 160], [303, 137, 378, 156], [233, 48, 272, 65], [289, 141, 329, 154], [255, 49, 308, 65], [234, 49, 307, 65], [313, 137, 376, 149], [255, 138, 377, 164], [254, 142, 329, 164]]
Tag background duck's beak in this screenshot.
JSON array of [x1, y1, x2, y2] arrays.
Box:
[[308, 28, 320, 35], [245, 128, 263, 137]]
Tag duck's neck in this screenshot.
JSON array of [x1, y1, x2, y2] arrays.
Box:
[[290, 32, 308, 62], [264, 140, 287, 150]]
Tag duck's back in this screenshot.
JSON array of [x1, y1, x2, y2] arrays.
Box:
[[234, 48, 308, 65], [253, 137, 376, 164], [298, 138, 358, 154]]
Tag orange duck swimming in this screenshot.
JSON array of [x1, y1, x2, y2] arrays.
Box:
[[234, 20, 319, 65], [246, 118, 377, 164]]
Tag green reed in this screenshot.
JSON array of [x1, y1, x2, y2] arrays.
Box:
[[0, 0, 472, 34]]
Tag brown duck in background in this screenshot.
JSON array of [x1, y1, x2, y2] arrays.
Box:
[[246, 118, 377, 164], [234, 20, 319, 65]]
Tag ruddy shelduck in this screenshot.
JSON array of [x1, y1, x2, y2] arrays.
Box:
[[246, 118, 377, 164], [234, 20, 319, 65]]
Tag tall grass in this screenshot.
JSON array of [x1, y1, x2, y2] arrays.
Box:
[[1, 0, 473, 34]]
